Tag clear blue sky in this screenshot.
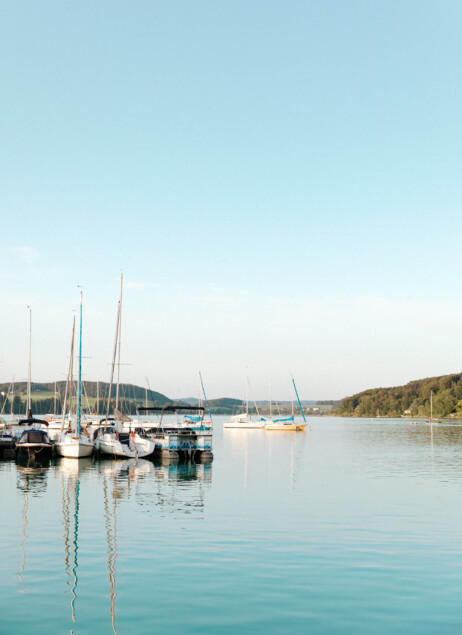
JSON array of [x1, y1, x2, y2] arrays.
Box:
[[1, 1, 462, 400]]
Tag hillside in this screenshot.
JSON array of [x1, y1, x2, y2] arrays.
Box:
[[0, 382, 333, 416], [0, 381, 171, 415], [335, 373, 462, 418]]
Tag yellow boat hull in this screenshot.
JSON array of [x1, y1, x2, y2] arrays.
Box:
[[265, 423, 307, 431]]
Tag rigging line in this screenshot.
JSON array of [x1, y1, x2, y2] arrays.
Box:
[[199, 372, 213, 424], [0, 383, 12, 415], [246, 374, 260, 418], [61, 316, 76, 430], [82, 381, 92, 417], [105, 291, 121, 421]]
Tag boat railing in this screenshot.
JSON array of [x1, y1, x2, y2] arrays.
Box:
[[138, 405, 206, 432]]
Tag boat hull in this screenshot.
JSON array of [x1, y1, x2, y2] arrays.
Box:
[[265, 423, 307, 431], [97, 437, 155, 459], [16, 443, 53, 457], [0, 436, 16, 450], [55, 438, 94, 458], [223, 421, 265, 429]]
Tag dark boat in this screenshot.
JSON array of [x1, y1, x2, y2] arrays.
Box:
[[16, 411, 53, 458], [0, 421, 16, 451]]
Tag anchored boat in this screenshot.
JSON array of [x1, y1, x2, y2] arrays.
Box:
[[264, 377, 308, 432], [224, 368, 265, 429], [16, 413, 54, 458], [94, 425, 155, 458], [55, 292, 95, 459], [139, 405, 213, 462], [16, 307, 54, 457]]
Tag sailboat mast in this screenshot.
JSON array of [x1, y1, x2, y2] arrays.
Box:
[[26, 306, 31, 414], [245, 367, 248, 417], [11, 377, 14, 416], [77, 291, 83, 437], [430, 390, 433, 420], [292, 376, 307, 424], [115, 274, 123, 411], [61, 315, 76, 429], [105, 278, 122, 420], [269, 380, 272, 419], [199, 371, 213, 423], [96, 379, 99, 415]]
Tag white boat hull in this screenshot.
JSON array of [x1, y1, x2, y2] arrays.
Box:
[[97, 435, 154, 459], [223, 421, 265, 429], [55, 436, 94, 458]]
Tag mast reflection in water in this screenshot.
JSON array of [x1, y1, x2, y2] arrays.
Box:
[[15, 457, 49, 595]]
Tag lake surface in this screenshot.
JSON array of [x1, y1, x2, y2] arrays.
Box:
[[1, 416, 462, 634]]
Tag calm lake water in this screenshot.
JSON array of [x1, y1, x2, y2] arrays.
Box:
[[1, 416, 462, 634]]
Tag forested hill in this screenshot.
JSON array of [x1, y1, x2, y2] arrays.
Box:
[[335, 373, 462, 418], [0, 381, 170, 415]]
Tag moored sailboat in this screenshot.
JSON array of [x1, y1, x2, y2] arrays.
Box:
[[224, 368, 265, 429], [428, 390, 440, 425], [264, 376, 308, 431], [95, 275, 154, 459], [16, 307, 54, 457], [55, 292, 94, 459]]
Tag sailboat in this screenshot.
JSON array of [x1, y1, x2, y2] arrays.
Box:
[[16, 307, 54, 458], [55, 292, 94, 458], [181, 372, 213, 431], [95, 275, 154, 459], [224, 368, 265, 429], [264, 376, 308, 431], [428, 390, 440, 425], [0, 383, 16, 451]]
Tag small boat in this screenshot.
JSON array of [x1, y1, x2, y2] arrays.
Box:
[[16, 414, 54, 458], [16, 308, 54, 457], [94, 425, 155, 459], [224, 368, 265, 429], [223, 413, 265, 429], [264, 415, 307, 431], [428, 390, 440, 425], [55, 293, 94, 459], [0, 420, 16, 450], [179, 372, 214, 431], [56, 428, 94, 458], [93, 274, 153, 459], [138, 405, 213, 462], [182, 415, 213, 431], [265, 376, 309, 432]]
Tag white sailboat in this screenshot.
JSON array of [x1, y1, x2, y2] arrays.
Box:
[[55, 292, 94, 458], [428, 390, 440, 425], [224, 368, 265, 429], [95, 274, 154, 459]]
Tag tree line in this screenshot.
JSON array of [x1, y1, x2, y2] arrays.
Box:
[[335, 373, 462, 418]]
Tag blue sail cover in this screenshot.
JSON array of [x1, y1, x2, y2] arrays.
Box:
[[185, 415, 202, 423], [273, 416, 295, 423]]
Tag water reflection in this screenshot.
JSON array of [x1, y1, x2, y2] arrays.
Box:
[[98, 458, 213, 515], [58, 458, 92, 630], [16, 457, 50, 494], [98, 459, 212, 633], [8, 454, 212, 633], [15, 460, 50, 594], [103, 466, 119, 635]]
